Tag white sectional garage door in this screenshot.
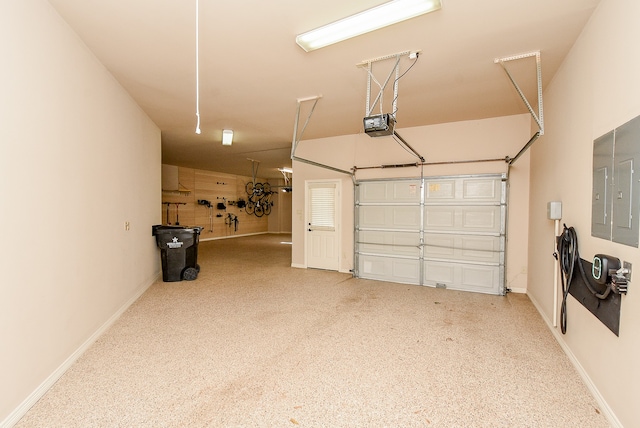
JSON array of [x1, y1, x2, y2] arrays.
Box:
[[355, 174, 506, 295]]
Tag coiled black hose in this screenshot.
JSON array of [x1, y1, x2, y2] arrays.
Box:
[[557, 225, 577, 334], [557, 224, 611, 334]]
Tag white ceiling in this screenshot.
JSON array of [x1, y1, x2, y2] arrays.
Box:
[[48, 0, 600, 179]]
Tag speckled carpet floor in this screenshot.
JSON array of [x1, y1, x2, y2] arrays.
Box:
[[16, 233, 610, 427]]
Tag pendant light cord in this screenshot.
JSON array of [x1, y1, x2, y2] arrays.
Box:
[[195, 0, 201, 134]]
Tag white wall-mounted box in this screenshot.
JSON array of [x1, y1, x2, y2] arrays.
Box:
[[547, 201, 562, 220]]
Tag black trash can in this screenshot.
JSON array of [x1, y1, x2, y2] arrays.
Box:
[[152, 225, 203, 282]]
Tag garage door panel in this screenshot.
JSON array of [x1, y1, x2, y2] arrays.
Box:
[[359, 180, 421, 203], [424, 207, 456, 228], [460, 235, 501, 263], [361, 206, 386, 227], [393, 259, 421, 281], [360, 182, 388, 202], [392, 181, 421, 202], [394, 207, 422, 227], [423, 234, 456, 258], [424, 233, 501, 263], [424, 261, 500, 294], [461, 206, 501, 232], [459, 265, 500, 293], [462, 178, 501, 201], [358, 230, 420, 257], [425, 206, 501, 233], [360, 206, 421, 229], [359, 254, 420, 285], [424, 261, 455, 285], [426, 180, 456, 199]]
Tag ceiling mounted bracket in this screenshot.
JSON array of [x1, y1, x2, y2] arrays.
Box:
[[357, 50, 420, 118], [279, 168, 292, 186], [246, 158, 260, 186], [495, 51, 544, 166], [494, 51, 544, 136], [291, 95, 322, 159], [290, 96, 354, 179]]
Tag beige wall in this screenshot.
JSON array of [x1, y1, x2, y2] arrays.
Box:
[[267, 178, 293, 234], [527, 0, 640, 426], [160, 165, 291, 237], [0, 0, 161, 424], [292, 114, 532, 289], [161, 165, 272, 239]]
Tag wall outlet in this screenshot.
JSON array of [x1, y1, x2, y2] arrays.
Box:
[[125, 221, 130, 231]]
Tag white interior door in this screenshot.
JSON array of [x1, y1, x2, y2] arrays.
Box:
[[306, 181, 340, 271]]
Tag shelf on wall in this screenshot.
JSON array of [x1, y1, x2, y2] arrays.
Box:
[[162, 183, 192, 195]]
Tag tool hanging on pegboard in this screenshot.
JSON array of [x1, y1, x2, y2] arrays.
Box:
[[173, 202, 186, 225], [217, 197, 227, 211], [197, 199, 213, 232], [225, 213, 238, 232], [163, 202, 172, 224], [163, 202, 186, 225]]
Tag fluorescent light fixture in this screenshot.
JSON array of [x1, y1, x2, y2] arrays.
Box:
[[295, 0, 442, 52], [222, 129, 233, 145]]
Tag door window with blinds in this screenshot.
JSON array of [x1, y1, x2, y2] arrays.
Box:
[[355, 174, 506, 295], [309, 184, 336, 231]]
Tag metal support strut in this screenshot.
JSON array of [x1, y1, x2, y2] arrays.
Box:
[[394, 130, 425, 163], [495, 51, 545, 165], [290, 95, 354, 179]]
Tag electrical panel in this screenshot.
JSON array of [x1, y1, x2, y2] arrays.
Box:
[[592, 115, 640, 247], [592, 132, 613, 240], [612, 116, 640, 246]]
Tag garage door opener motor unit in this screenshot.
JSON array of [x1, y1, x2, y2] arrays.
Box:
[[363, 113, 395, 137]]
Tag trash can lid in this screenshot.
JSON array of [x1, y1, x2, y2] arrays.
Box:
[[152, 225, 203, 236]]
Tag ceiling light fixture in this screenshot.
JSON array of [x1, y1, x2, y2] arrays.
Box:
[[295, 0, 442, 52], [222, 129, 233, 145]]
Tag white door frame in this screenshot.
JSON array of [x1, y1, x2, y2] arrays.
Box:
[[305, 179, 341, 271]]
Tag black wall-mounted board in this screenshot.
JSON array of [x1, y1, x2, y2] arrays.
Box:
[[568, 258, 621, 336]]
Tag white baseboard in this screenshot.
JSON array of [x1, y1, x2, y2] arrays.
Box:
[[526, 292, 622, 428], [289, 264, 353, 275], [508, 287, 527, 294], [0, 273, 159, 428], [199, 231, 268, 242]]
